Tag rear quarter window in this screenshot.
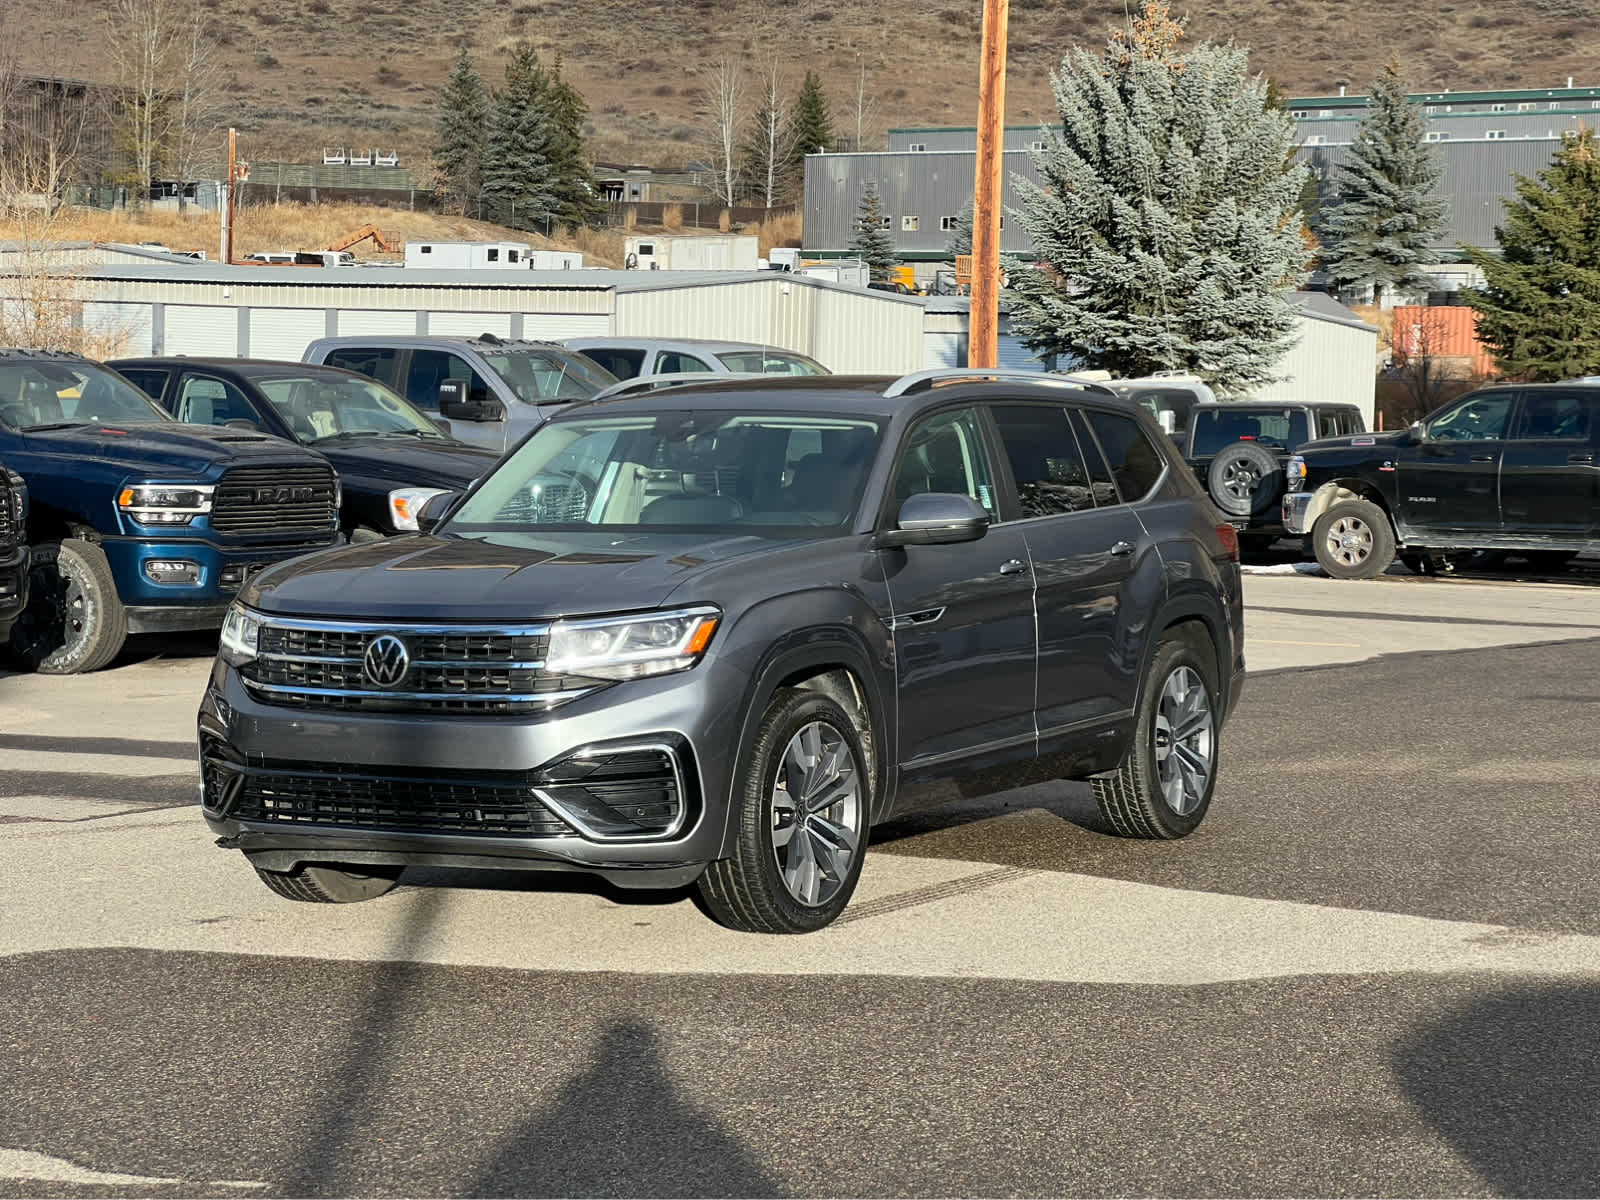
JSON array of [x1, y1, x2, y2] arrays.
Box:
[[1083, 410, 1167, 503]]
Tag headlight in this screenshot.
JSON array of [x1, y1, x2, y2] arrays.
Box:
[[1286, 456, 1307, 492], [219, 604, 261, 667], [546, 606, 720, 681], [388, 486, 451, 532], [118, 482, 215, 525]]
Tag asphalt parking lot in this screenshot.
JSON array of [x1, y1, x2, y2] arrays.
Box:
[[2, 567, 1599, 1196]]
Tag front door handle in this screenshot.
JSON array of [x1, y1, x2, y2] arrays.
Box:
[[1570, 453, 1596, 464], [1110, 541, 1135, 557], [998, 558, 1027, 576], [1470, 455, 1496, 463]]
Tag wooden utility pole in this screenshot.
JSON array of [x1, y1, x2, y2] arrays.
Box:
[[968, 0, 1009, 368], [223, 127, 237, 265]]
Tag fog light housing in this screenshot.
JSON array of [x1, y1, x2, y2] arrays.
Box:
[[143, 559, 202, 585]]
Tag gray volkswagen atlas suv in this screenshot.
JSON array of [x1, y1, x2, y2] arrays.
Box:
[[199, 370, 1245, 933]]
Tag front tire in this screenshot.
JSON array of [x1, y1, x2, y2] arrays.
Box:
[[251, 862, 403, 903], [7, 539, 128, 674], [698, 689, 870, 934], [1093, 628, 1221, 839], [1312, 499, 1396, 580]]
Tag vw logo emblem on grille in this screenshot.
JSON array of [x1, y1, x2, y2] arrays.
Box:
[[363, 634, 410, 688]]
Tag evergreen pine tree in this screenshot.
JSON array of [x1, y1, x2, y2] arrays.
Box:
[[786, 70, 835, 187], [431, 47, 489, 217], [1008, 1, 1309, 393], [1463, 127, 1600, 380], [847, 178, 899, 279], [741, 78, 796, 208], [546, 54, 603, 229], [946, 198, 974, 258], [1315, 62, 1448, 303], [479, 41, 557, 233]]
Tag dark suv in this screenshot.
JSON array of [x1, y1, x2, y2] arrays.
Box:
[[1284, 383, 1599, 578], [199, 369, 1245, 933], [1184, 401, 1366, 544]]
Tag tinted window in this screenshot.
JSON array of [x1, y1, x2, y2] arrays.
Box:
[[891, 407, 998, 519], [578, 348, 647, 380], [657, 352, 712, 374], [1339, 410, 1367, 435], [117, 367, 170, 401], [1070, 410, 1122, 506], [323, 347, 401, 389], [1512, 389, 1596, 441], [1084, 410, 1166, 503], [1428, 391, 1513, 441], [1189, 408, 1310, 455], [405, 350, 484, 411], [174, 375, 259, 427], [990, 404, 1097, 517], [1317, 410, 1341, 439]]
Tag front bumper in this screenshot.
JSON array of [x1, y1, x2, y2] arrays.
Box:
[[102, 535, 341, 631], [197, 655, 747, 886], [1282, 491, 1314, 536]]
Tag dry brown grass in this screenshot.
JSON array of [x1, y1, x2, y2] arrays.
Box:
[[741, 210, 803, 257], [661, 202, 684, 231]]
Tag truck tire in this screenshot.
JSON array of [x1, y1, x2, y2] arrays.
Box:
[[7, 540, 129, 674], [697, 688, 870, 934], [252, 862, 403, 903], [1311, 499, 1396, 580], [1207, 441, 1283, 519], [1523, 550, 1578, 572], [1092, 625, 1220, 839]]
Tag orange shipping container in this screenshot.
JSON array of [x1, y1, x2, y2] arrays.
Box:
[[1391, 305, 1497, 379]]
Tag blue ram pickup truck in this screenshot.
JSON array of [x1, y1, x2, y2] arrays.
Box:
[[1, 349, 342, 674]]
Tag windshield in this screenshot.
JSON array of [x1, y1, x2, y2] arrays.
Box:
[[253, 373, 442, 442], [715, 351, 830, 376], [448, 409, 882, 535], [0, 360, 170, 431], [1189, 408, 1310, 455], [480, 350, 617, 405]]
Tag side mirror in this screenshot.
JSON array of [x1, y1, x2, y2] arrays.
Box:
[[415, 490, 461, 534], [875, 492, 990, 548], [439, 379, 504, 422], [1407, 421, 1424, 444]]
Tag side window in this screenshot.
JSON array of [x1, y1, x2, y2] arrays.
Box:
[[1342, 410, 1367, 435], [117, 368, 170, 402], [1070, 411, 1121, 506], [890, 407, 998, 520], [1427, 391, 1513, 441], [1317, 410, 1341, 439], [1083, 410, 1167, 503], [405, 350, 485, 411], [657, 352, 712, 375], [990, 404, 1098, 517], [578, 348, 646, 380], [1512, 389, 1594, 441], [323, 347, 400, 389], [174, 375, 258, 428]]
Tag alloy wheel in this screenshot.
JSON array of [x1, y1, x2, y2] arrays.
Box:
[[1324, 514, 1374, 569], [1221, 457, 1260, 502], [1152, 666, 1214, 816], [769, 720, 863, 908]]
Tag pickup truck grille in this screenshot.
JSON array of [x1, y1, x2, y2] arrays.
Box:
[[0, 475, 15, 547], [212, 464, 338, 536], [242, 618, 595, 714]]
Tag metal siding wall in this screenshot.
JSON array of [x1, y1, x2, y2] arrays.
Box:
[[617, 283, 777, 343], [82, 302, 154, 355], [996, 335, 1043, 371], [924, 331, 965, 368], [164, 305, 239, 356], [523, 313, 611, 339], [247, 308, 326, 360], [429, 312, 512, 338], [811, 290, 923, 372], [1253, 317, 1378, 426], [336, 310, 418, 335]]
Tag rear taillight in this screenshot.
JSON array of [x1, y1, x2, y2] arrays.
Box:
[[1216, 524, 1240, 562]]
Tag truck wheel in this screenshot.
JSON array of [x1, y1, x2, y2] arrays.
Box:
[[1312, 499, 1396, 580], [1523, 551, 1578, 572], [697, 688, 870, 934], [1207, 441, 1283, 519], [7, 540, 129, 674], [252, 862, 403, 903], [1093, 626, 1220, 839]]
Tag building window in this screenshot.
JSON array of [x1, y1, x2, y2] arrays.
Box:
[[1486, 130, 1507, 139], [1444, 105, 1453, 112], [1028, 140, 1045, 151], [1304, 135, 1327, 145], [1424, 131, 1451, 142], [1517, 102, 1535, 111], [908, 142, 927, 152], [902, 215, 920, 232], [1292, 111, 1305, 119], [1550, 102, 1562, 110], [487, 248, 499, 262], [880, 216, 893, 230], [1424, 105, 1437, 114], [1318, 109, 1333, 117], [939, 215, 958, 231], [1491, 103, 1507, 112]]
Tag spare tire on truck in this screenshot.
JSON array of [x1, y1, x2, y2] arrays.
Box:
[[1206, 441, 1284, 519]]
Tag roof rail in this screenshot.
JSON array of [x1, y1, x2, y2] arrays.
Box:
[[883, 368, 1116, 397]]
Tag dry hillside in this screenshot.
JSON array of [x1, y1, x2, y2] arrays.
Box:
[[10, 0, 1599, 170]]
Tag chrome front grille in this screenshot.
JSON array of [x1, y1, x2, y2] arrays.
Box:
[[0, 476, 15, 546], [212, 464, 339, 537], [243, 618, 596, 713]]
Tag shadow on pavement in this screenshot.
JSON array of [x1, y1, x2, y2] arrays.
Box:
[[470, 1021, 783, 1198], [1393, 980, 1600, 1197]]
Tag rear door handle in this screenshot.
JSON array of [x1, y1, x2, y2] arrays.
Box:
[[1570, 453, 1596, 464], [998, 558, 1027, 576], [1470, 455, 1497, 463], [1110, 541, 1135, 557]]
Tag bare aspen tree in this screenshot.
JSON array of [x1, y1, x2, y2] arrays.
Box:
[[701, 59, 744, 208], [851, 56, 879, 152], [170, 2, 222, 212], [745, 57, 796, 209], [105, 0, 186, 209]]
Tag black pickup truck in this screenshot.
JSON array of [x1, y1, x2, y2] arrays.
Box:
[[1282, 383, 1600, 578], [0, 461, 27, 639]]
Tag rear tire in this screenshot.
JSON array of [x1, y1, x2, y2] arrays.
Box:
[[1207, 441, 1284, 519], [7, 539, 128, 674], [252, 862, 403, 903], [698, 689, 870, 934], [1093, 628, 1220, 840], [1312, 499, 1396, 580]]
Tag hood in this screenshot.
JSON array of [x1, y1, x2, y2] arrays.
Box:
[[1296, 430, 1410, 456], [243, 529, 790, 621], [312, 437, 500, 490], [24, 421, 315, 477]]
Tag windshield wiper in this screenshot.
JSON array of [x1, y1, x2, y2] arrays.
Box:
[[23, 421, 89, 432], [309, 431, 380, 444], [378, 428, 445, 439]]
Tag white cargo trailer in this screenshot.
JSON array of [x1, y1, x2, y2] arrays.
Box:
[[623, 234, 760, 271], [405, 241, 533, 269]]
